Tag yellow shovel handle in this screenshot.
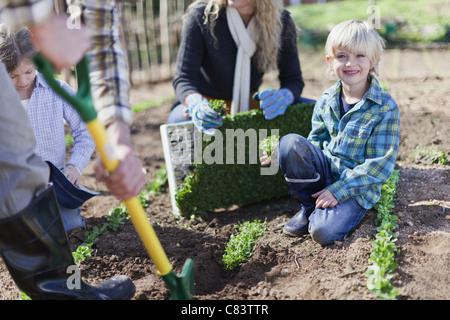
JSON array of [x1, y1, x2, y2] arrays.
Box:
[[86, 119, 173, 276], [86, 120, 119, 172]]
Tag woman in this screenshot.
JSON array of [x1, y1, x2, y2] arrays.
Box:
[[169, 0, 309, 133]]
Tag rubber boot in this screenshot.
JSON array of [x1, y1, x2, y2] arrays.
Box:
[[282, 179, 320, 237], [283, 203, 315, 237], [0, 185, 135, 300]]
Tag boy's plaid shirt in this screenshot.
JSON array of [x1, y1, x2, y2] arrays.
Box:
[[1, 0, 132, 127], [308, 76, 400, 209]]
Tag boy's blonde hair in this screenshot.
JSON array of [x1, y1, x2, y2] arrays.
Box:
[[325, 19, 386, 79]]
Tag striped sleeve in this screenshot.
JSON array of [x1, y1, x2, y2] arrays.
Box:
[[75, 0, 133, 126]]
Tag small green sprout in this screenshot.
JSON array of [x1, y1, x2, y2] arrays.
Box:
[[412, 146, 448, 165], [259, 135, 279, 161], [209, 99, 229, 117]]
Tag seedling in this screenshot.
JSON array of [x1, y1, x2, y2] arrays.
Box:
[[259, 135, 279, 162], [71, 167, 168, 265], [17, 292, 31, 300], [209, 99, 229, 117], [73, 243, 94, 266], [365, 170, 400, 300], [222, 219, 267, 271], [412, 146, 448, 165], [139, 166, 168, 207]]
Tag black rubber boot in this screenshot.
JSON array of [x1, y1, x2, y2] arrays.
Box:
[[0, 185, 135, 300]]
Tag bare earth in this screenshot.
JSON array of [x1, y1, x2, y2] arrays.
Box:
[[1, 48, 449, 302]]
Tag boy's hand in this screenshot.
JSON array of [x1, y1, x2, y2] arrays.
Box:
[[260, 154, 271, 166], [63, 164, 81, 186], [259, 147, 279, 167], [312, 189, 338, 208]]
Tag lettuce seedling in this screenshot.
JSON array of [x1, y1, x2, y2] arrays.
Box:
[[366, 170, 400, 300], [222, 219, 267, 271], [259, 135, 279, 161], [209, 99, 229, 117]]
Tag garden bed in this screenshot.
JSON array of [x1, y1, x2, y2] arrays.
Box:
[[0, 49, 449, 301]]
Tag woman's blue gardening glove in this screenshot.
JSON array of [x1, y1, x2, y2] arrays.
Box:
[[183, 93, 223, 135], [253, 88, 294, 120]]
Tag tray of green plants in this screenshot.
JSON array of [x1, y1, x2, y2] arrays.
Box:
[[161, 101, 315, 216]]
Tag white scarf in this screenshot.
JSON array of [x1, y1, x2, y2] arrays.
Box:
[[226, 7, 256, 115]]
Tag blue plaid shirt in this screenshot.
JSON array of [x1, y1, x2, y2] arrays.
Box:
[[308, 76, 400, 209], [26, 72, 95, 173]]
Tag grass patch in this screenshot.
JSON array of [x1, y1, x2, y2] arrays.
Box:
[[65, 133, 74, 147], [131, 96, 175, 113], [411, 146, 448, 165], [175, 103, 315, 216], [288, 0, 450, 48]]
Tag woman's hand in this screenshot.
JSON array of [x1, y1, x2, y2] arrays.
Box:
[[254, 88, 294, 120]]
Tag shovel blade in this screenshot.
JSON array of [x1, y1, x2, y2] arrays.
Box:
[[162, 259, 194, 300]]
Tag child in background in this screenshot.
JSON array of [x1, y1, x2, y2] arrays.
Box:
[[263, 19, 400, 246], [0, 25, 96, 232]]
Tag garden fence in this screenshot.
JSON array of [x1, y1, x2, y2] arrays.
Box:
[[117, 0, 192, 84], [55, 0, 329, 85], [54, 0, 192, 85]]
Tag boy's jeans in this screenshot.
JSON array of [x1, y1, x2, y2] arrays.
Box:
[[278, 134, 367, 246]]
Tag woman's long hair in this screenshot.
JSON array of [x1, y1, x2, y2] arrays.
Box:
[[186, 0, 284, 72]]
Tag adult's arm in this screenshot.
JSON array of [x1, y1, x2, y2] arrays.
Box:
[[172, 5, 206, 104]]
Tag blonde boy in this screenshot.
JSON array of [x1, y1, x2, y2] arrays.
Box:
[[274, 19, 400, 245]]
